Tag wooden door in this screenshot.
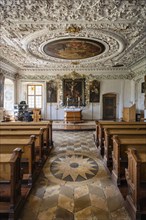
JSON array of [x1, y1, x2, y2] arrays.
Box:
[[103, 93, 116, 120]]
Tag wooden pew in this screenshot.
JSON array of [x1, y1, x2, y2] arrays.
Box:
[[0, 120, 53, 148], [0, 125, 49, 151], [0, 129, 45, 164], [0, 148, 23, 220], [103, 128, 146, 167], [125, 148, 146, 220], [112, 135, 146, 186], [0, 125, 51, 156], [0, 136, 36, 185], [95, 120, 146, 144], [95, 122, 146, 153]]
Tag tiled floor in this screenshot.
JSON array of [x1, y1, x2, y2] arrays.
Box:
[[19, 131, 131, 220], [52, 120, 96, 131]]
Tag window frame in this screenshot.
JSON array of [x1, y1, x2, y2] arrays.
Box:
[[27, 84, 42, 109]]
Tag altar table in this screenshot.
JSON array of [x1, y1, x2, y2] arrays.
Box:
[[64, 108, 82, 123]]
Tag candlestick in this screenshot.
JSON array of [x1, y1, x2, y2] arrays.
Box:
[[67, 97, 69, 107], [78, 96, 80, 107]]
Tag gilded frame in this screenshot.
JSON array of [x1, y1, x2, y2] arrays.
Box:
[[63, 78, 85, 106]]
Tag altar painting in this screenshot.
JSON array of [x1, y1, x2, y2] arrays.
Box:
[[63, 79, 85, 106]]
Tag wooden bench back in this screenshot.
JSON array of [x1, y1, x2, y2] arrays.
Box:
[[0, 124, 52, 147], [0, 148, 22, 181], [95, 120, 146, 125], [0, 148, 23, 212], [113, 135, 146, 160], [104, 128, 146, 135], [112, 135, 146, 184], [0, 136, 36, 175], [0, 129, 44, 151], [0, 154, 12, 181], [126, 148, 146, 182], [125, 148, 146, 211], [0, 121, 52, 126], [96, 122, 146, 148]]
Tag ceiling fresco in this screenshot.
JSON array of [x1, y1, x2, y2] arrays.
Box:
[[0, 0, 146, 76], [43, 38, 105, 60]]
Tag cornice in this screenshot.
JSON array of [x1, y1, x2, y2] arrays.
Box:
[[0, 56, 19, 70], [132, 70, 146, 81], [19, 66, 127, 72], [130, 56, 146, 71], [0, 68, 17, 80], [17, 72, 133, 81]]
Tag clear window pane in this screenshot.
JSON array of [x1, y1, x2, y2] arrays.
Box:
[[36, 86, 42, 95], [36, 96, 42, 108], [28, 96, 34, 108], [28, 86, 35, 95]]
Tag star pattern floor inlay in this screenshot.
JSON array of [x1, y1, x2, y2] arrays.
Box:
[[50, 154, 99, 182], [19, 130, 131, 220]]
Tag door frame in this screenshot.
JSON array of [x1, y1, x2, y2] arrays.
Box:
[[102, 93, 117, 120]]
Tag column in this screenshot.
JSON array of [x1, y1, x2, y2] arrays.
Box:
[[0, 73, 5, 107]]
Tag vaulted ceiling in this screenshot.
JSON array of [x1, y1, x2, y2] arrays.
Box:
[[1, 0, 146, 78]]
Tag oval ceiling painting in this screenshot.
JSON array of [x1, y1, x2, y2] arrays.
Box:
[[43, 38, 105, 60]]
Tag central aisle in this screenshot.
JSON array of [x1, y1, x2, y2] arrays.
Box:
[[20, 131, 131, 220]]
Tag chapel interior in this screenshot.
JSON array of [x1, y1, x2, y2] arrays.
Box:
[[0, 1, 146, 220]]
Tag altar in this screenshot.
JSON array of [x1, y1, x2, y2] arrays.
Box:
[[64, 108, 82, 123]]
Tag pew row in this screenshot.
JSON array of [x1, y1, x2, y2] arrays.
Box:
[[0, 136, 36, 185], [103, 129, 146, 167], [125, 148, 146, 220], [0, 148, 24, 220], [0, 120, 53, 148], [95, 120, 146, 149], [0, 125, 52, 154], [0, 129, 45, 164], [112, 135, 146, 186]]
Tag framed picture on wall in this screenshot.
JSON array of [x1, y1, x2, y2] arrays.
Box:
[[89, 80, 100, 102], [63, 78, 85, 106], [46, 81, 57, 103]]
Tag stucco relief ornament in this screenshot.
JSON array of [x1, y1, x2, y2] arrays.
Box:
[[66, 25, 82, 34], [1, 0, 146, 72], [0, 69, 16, 79], [1, 0, 146, 23]]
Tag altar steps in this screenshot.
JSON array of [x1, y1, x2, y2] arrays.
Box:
[[52, 120, 96, 131]]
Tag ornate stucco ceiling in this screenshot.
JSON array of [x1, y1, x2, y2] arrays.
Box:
[[1, 0, 146, 76]]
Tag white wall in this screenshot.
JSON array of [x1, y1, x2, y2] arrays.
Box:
[[46, 79, 133, 120], [13, 77, 145, 121], [99, 79, 132, 119], [135, 77, 145, 112], [4, 78, 14, 115]]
